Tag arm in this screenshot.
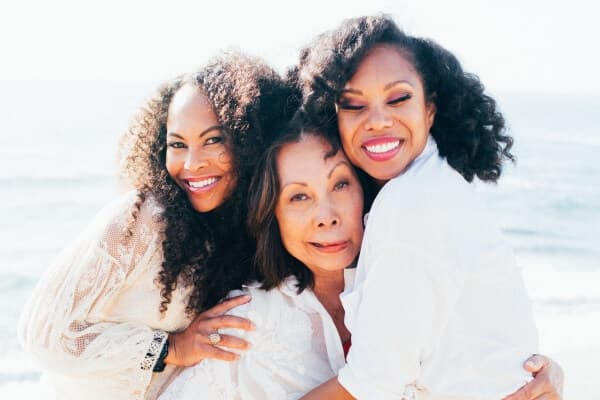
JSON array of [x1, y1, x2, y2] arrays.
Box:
[[303, 356, 564, 400], [17, 195, 170, 386], [301, 377, 355, 400]]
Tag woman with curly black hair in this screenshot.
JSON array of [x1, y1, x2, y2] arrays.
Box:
[[18, 52, 293, 400], [295, 15, 562, 400]]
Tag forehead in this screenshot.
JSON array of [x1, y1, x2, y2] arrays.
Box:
[[345, 45, 420, 89], [167, 84, 219, 128], [276, 135, 347, 181]]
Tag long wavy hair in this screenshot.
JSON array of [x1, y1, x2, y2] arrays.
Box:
[[119, 52, 294, 314], [295, 14, 514, 183]]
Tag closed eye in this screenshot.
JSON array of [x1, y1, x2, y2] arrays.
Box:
[[388, 94, 411, 105], [337, 101, 364, 111]]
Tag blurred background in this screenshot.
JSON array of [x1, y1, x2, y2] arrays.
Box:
[[1, 0, 598, 397]]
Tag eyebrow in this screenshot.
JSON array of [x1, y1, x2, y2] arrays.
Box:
[[167, 125, 224, 139], [340, 80, 413, 96], [280, 160, 352, 190], [327, 160, 352, 178]]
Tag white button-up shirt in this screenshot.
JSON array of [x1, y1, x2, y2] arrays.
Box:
[[338, 136, 538, 400], [159, 270, 356, 400]]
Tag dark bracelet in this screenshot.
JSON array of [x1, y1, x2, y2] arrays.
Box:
[[153, 338, 169, 372]]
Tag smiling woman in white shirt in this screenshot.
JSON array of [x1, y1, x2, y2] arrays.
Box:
[[295, 15, 562, 400]]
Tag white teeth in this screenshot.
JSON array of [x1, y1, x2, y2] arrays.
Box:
[[188, 177, 218, 188], [365, 141, 400, 153]]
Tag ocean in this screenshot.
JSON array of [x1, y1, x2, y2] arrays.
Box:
[[1, 81, 598, 398]]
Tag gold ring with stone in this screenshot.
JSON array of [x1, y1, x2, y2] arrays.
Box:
[[208, 332, 221, 345]]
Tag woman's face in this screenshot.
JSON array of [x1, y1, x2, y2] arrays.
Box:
[[166, 84, 237, 213], [336, 45, 436, 183], [275, 134, 364, 275]]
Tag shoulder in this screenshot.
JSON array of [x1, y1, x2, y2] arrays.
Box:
[[74, 191, 165, 262], [369, 154, 482, 240], [363, 153, 508, 276], [224, 279, 316, 348], [224, 279, 301, 320]]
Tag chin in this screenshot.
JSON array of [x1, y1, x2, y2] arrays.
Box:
[[190, 200, 219, 213]]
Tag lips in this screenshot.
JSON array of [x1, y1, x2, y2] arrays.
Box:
[[184, 176, 221, 193], [310, 240, 349, 253], [362, 137, 403, 161]]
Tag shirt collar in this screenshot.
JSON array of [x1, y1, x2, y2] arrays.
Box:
[[279, 268, 357, 299]]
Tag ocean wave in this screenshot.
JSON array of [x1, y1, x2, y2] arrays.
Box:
[[0, 372, 40, 385], [0, 175, 113, 186]]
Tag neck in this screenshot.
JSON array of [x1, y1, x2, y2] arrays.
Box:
[[311, 268, 350, 343], [312, 269, 345, 306]]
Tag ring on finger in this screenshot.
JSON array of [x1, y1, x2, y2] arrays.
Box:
[[208, 332, 221, 345]]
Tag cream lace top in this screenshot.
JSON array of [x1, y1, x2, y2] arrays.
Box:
[[18, 191, 193, 400]]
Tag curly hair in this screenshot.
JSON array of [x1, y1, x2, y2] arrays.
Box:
[[295, 14, 514, 183], [119, 52, 294, 314], [247, 109, 375, 293]]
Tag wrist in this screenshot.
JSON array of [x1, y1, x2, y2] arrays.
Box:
[[153, 337, 169, 372]]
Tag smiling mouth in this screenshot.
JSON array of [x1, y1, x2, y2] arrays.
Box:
[[364, 140, 401, 154], [362, 138, 403, 161], [185, 176, 220, 192]]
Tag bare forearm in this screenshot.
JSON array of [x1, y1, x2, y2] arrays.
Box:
[[301, 377, 355, 400]]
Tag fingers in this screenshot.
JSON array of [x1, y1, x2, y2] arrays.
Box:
[[524, 354, 550, 374], [201, 294, 251, 318], [210, 334, 251, 350], [206, 314, 255, 331], [192, 333, 250, 361], [199, 342, 241, 362], [503, 374, 553, 400], [531, 395, 559, 400], [170, 294, 255, 366]]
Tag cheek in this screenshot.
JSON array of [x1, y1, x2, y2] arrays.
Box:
[[215, 149, 233, 173], [217, 149, 233, 167], [276, 211, 305, 255], [337, 115, 354, 143], [351, 206, 365, 240], [339, 134, 361, 167], [165, 151, 180, 178]]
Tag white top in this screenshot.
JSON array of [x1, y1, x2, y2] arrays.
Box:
[[338, 137, 538, 400], [18, 192, 193, 400], [159, 270, 355, 400]]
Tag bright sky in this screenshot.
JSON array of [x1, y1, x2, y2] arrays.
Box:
[[1, 0, 598, 94]]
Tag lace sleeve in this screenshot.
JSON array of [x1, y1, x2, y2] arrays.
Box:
[[18, 192, 168, 394]]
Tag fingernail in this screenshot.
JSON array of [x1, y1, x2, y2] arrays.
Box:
[[526, 360, 538, 368]]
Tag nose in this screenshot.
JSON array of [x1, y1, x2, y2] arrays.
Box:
[[364, 104, 393, 131], [184, 149, 209, 171], [315, 198, 340, 228]]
